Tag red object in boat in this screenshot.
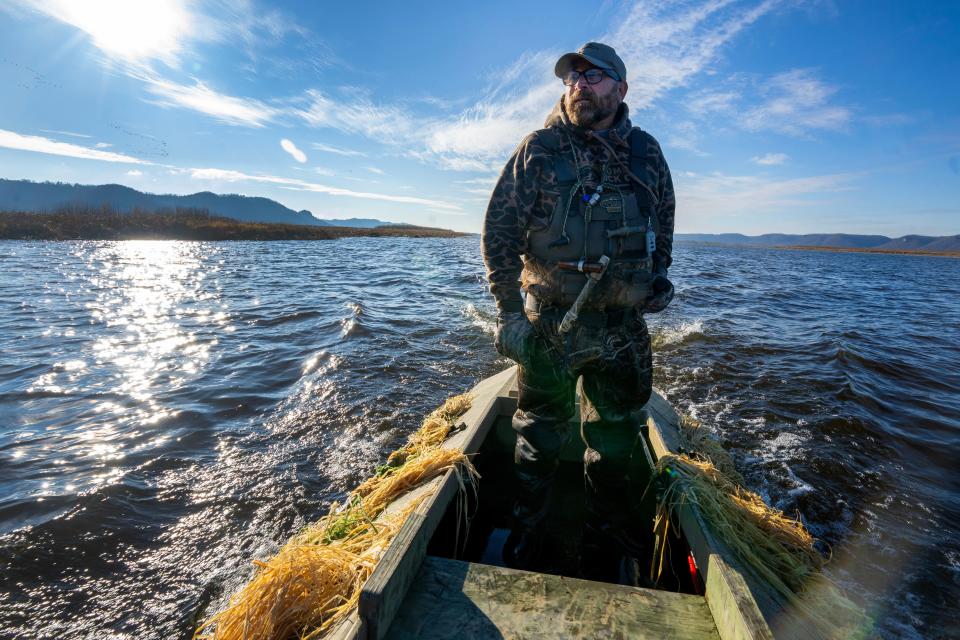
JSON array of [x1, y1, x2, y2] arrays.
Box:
[[688, 552, 703, 594]]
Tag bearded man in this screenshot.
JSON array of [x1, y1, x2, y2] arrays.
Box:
[[481, 42, 676, 582]]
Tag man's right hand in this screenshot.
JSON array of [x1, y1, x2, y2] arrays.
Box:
[[495, 311, 534, 364]]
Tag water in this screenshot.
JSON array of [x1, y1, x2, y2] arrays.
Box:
[[0, 238, 958, 639]]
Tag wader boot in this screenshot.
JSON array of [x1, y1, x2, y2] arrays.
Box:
[[503, 329, 576, 571], [577, 365, 656, 585], [503, 431, 555, 569]]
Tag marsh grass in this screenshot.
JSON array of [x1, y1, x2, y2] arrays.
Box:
[[195, 393, 475, 640], [653, 414, 872, 639]]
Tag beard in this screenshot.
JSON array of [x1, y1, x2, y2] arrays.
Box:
[[567, 89, 620, 128]]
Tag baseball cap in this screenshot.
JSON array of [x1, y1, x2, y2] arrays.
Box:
[[554, 42, 627, 82]]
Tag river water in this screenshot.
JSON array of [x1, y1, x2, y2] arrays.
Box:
[[0, 237, 957, 639]]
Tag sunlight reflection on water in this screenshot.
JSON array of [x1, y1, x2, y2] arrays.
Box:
[[20, 241, 230, 498], [85, 240, 219, 408]]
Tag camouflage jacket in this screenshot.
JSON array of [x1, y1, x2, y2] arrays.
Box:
[[482, 96, 676, 313]]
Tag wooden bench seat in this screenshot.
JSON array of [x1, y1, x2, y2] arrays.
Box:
[[386, 555, 720, 640]]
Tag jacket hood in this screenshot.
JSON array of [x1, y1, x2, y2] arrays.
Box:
[[543, 95, 633, 144]]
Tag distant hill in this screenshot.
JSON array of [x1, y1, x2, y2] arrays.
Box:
[[917, 236, 960, 251], [0, 179, 398, 229], [676, 233, 960, 252], [872, 234, 960, 251]]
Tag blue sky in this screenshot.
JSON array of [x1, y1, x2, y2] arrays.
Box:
[[0, 0, 957, 235]]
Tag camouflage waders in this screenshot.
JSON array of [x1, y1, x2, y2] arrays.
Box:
[[509, 306, 654, 571]]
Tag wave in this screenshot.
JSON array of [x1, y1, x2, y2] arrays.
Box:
[[652, 319, 704, 348], [340, 301, 371, 338], [462, 303, 496, 335], [252, 309, 325, 327]]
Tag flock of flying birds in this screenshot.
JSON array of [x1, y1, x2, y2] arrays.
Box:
[[5, 56, 169, 160]]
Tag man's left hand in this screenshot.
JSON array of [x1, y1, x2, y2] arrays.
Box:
[[645, 271, 674, 313]]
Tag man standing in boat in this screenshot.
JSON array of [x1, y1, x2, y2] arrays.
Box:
[[482, 42, 675, 582]]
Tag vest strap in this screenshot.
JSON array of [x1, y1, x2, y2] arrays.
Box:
[[629, 128, 660, 238]]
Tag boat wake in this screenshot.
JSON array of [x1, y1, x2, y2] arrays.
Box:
[[652, 319, 704, 348], [462, 302, 496, 335]]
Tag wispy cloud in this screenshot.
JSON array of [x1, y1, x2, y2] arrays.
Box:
[[409, 94, 472, 110], [311, 142, 366, 157], [665, 120, 708, 155], [126, 169, 144, 176], [189, 168, 258, 181], [678, 170, 860, 228], [685, 90, 740, 116], [11, 0, 854, 228], [608, 0, 781, 109], [420, 50, 560, 171], [215, 0, 338, 78], [0, 128, 147, 164], [741, 69, 851, 135], [218, 0, 309, 54], [405, 149, 501, 173], [679, 68, 852, 139], [280, 138, 307, 163], [39, 128, 92, 139], [187, 167, 461, 211], [455, 176, 499, 187], [295, 89, 417, 140], [752, 152, 788, 165], [137, 73, 281, 127]]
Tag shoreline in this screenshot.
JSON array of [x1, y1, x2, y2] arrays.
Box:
[[0, 210, 466, 241], [677, 241, 960, 258], [774, 244, 960, 258]]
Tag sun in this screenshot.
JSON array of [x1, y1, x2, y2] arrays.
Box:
[[47, 0, 191, 63]]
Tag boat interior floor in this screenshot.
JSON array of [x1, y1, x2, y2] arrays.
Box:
[[427, 414, 698, 594], [392, 411, 717, 637], [385, 414, 721, 639]]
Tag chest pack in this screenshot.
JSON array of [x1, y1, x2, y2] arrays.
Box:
[[523, 128, 660, 310]]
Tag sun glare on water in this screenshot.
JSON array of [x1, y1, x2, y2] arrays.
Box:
[[48, 0, 190, 62]]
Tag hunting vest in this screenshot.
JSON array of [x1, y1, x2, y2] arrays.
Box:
[[523, 127, 659, 310]]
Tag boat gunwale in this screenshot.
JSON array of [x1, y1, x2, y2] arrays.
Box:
[[338, 366, 776, 640]]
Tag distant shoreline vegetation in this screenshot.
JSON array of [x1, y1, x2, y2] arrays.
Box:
[[0, 206, 467, 241], [677, 240, 960, 258], [775, 244, 960, 258]]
